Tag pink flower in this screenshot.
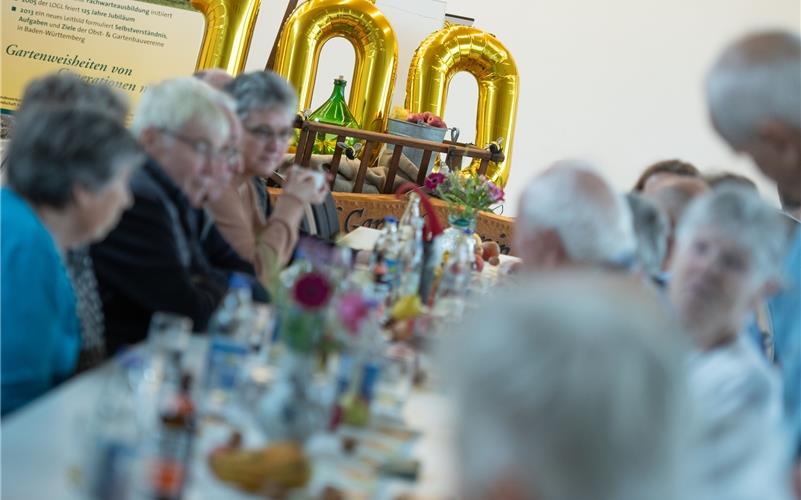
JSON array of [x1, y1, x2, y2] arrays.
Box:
[[424, 172, 447, 191], [487, 181, 505, 203], [337, 292, 375, 335], [292, 272, 332, 310]]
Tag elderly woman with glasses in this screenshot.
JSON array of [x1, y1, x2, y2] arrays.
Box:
[[1, 107, 143, 415], [205, 71, 328, 284], [667, 187, 795, 499]]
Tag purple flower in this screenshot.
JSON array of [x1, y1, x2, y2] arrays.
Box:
[[487, 181, 505, 203], [337, 292, 375, 335], [292, 272, 332, 310], [424, 172, 447, 191]]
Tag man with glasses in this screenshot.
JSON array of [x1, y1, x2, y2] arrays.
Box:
[[91, 77, 258, 354]]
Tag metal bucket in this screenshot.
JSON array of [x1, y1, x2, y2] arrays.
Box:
[[386, 118, 447, 176]]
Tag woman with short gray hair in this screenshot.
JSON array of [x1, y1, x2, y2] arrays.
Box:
[[1, 107, 143, 415], [668, 187, 795, 499], [206, 71, 328, 283], [9, 72, 133, 372]]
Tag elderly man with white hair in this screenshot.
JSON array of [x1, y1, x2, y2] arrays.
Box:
[[706, 30, 801, 462], [513, 160, 636, 270], [91, 77, 258, 354], [447, 273, 693, 500], [668, 187, 794, 499]]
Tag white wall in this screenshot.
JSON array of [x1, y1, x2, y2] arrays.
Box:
[[245, 0, 800, 215]]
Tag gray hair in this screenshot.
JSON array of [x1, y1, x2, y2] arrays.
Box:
[[517, 159, 636, 265], [224, 71, 298, 120], [16, 71, 128, 123], [130, 77, 231, 138], [706, 31, 801, 145], [6, 108, 143, 209], [445, 274, 691, 500], [677, 186, 789, 281], [626, 193, 670, 276]]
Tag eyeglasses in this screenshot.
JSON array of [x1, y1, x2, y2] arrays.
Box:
[[220, 145, 242, 164], [160, 130, 223, 161], [243, 125, 294, 143]]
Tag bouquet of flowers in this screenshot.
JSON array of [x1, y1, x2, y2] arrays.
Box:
[[424, 171, 505, 221]]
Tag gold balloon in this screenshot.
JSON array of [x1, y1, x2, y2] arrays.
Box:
[[271, 0, 398, 133], [405, 25, 520, 187], [190, 0, 262, 74]]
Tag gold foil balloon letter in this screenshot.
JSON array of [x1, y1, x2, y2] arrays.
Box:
[[191, 0, 262, 74], [406, 25, 520, 187], [271, 0, 398, 133]]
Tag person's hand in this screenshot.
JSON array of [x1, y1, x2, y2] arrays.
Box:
[[283, 167, 329, 205]]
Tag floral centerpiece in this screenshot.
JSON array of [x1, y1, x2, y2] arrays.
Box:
[[280, 270, 333, 353], [424, 171, 505, 229], [258, 265, 336, 443]]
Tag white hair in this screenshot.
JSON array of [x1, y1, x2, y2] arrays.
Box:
[[130, 77, 232, 138], [706, 31, 801, 145], [676, 186, 790, 282], [517, 160, 636, 265], [445, 274, 692, 500]]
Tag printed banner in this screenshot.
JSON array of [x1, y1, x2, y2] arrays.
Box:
[[1, 0, 205, 112]]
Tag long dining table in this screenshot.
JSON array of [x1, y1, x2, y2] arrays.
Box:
[[1, 337, 457, 499]]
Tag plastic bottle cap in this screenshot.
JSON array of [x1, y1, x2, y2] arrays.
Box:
[[228, 273, 250, 289], [384, 216, 398, 224]]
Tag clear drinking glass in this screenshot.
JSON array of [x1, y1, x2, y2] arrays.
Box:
[[145, 312, 192, 386], [374, 347, 416, 417], [249, 304, 276, 357]]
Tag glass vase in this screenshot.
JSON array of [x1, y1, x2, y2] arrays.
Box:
[[257, 350, 328, 444], [440, 207, 478, 255], [307, 76, 361, 155]]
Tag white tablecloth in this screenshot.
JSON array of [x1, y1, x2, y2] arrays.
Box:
[[1, 338, 456, 499]]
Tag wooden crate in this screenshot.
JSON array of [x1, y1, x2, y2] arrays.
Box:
[[292, 118, 505, 194]]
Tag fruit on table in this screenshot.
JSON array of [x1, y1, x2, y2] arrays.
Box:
[[209, 439, 310, 493], [482, 241, 501, 262]]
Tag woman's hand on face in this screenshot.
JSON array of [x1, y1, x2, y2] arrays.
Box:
[[283, 167, 329, 205]]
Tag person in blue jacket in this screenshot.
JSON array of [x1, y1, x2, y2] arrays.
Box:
[[707, 31, 801, 464], [1, 106, 143, 415]]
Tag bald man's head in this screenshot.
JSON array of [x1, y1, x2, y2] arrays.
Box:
[[707, 31, 801, 200], [194, 69, 234, 90]]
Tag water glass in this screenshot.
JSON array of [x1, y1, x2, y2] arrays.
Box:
[[374, 347, 416, 416], [145, 312, 192, 386]]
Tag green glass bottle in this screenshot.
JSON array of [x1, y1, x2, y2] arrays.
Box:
[[307, 76, 361, 154]]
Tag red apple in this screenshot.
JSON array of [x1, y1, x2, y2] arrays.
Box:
[[482, 241, 501, 261]]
